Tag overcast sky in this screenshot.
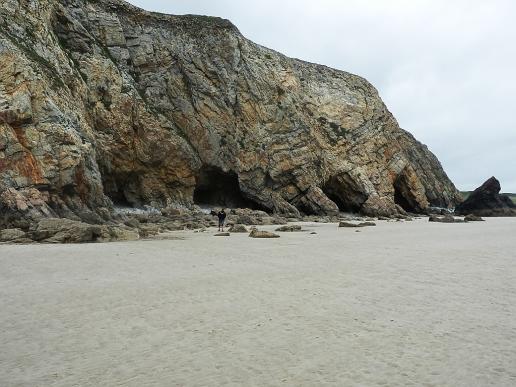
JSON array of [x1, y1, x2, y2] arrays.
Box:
[[129, 0, 515, 192]]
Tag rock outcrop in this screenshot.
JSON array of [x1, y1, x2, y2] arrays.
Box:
[[0, 207, 295, 243], [464, 214, 484, 222], [429, 215, 466, 223], [338, 221, 376, 228], [455, 177, 516, 217], [0, 0, 460, 229]]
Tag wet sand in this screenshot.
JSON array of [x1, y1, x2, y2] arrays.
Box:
[[1, 218, 516, 386]]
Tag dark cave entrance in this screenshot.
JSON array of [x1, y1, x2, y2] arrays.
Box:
[[193, 166, 263, 209], [102, 172, 142, 207], [393, 175, 418, 213], [394, 186, 413, 212], [109, 186, 133, 207], [322, 189, 360, 213], [322, 174, 368, 213]]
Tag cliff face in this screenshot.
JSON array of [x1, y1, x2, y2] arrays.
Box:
[[0, 0, 460, 226]]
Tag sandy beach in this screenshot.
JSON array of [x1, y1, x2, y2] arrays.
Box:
[[1, 218, 516, 386]]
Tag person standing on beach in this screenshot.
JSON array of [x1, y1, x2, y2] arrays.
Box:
[[217, 209, 227, 232]]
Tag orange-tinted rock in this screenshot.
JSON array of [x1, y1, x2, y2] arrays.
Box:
[[1, 0, 460, 229]]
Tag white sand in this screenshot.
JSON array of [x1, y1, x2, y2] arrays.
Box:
[[1, 218, 516, 386]]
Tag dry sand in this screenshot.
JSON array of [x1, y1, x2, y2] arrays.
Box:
[[1, 218, 516, 386]]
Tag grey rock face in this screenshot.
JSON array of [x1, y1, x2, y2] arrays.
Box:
[[456, 177, 516, 217], [0, 0, 460, 229]]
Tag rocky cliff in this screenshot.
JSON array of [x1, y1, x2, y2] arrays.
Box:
[[0, 0, 460, 227]]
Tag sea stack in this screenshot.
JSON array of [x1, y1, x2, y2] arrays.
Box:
[[456, 177, 516, 217]]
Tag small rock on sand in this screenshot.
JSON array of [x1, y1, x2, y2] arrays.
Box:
[[249, 229, 280, 238], [339, 221, 376, 228], [429, 215, 466, 223], [275, 225, 302, 232], [464, 214, 485, 222], [228, 224, 248, 233]]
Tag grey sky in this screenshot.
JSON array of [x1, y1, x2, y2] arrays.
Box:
[[128, 0, 516, 191]]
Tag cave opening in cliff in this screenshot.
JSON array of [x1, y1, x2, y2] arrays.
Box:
[[393, 176, 417, 213], [109, 186, 133, 207], [322, 175, 367, 213], [193, 166, 263, 209], [394, 187, 413, 212], [102, 172, 141, 208]]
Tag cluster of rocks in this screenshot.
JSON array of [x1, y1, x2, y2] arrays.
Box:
[[1, 204, 424, 244], [0, 207, 288, 244], [429, 214, 484, 223], [0, 218, 139, 244], [213, 224, 284, 238]]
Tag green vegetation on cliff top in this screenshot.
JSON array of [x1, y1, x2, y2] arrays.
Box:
[[461, 191, 516, 204]]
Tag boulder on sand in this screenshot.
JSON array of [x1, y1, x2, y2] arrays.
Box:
[[249, 229, 280, 239], [429, 215, 465, 223], [29, 218, 103, 243], [228, 224, 248, 233], [464, 214, 485, 222], [275, 225, 302, 232], [338, 221, 376, 228]]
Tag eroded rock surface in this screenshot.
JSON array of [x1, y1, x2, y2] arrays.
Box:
[[456, 177, 516, 217], [0, 0, 460, 230]]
